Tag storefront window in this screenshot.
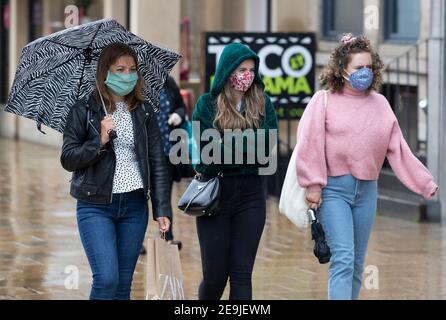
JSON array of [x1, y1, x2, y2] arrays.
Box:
[[322, 0, 364, 39], [29, 0, 104, 39], [384, 0, 420, 42]]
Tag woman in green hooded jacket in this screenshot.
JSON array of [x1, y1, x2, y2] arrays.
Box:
[[192, 42, 278, 300]]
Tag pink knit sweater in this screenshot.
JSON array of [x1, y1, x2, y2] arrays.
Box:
[[296, 87, 438, 199]]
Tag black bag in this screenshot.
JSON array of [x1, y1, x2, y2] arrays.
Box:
[[307, 208, 332, 264], [177, 172, 222, 217]]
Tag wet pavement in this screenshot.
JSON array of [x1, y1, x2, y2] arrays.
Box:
[[1, 138, 446, 300]]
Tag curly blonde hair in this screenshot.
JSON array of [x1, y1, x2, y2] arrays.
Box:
[[319, 34, 384, 94]]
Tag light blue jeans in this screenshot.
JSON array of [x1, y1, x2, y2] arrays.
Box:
[[318, 174, 377, 300]]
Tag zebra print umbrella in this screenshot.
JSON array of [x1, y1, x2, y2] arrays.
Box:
[[4, 18, 181, 133]]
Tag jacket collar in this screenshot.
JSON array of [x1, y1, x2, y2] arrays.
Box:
[[86, 93, 149, 135], [86, 93, 148, 115], [86, 94, 103, 113]]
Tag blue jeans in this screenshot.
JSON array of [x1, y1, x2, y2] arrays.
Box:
[[318, 174, 377, 300], [76, 189, 148, 300]]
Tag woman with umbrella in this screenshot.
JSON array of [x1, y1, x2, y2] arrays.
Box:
[[60, 42, 172, 300], [295, 33, 438, 300]]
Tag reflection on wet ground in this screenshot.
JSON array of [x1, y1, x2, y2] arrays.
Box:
[[0, 138, 445, 300]]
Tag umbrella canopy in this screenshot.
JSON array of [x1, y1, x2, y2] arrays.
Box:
[[4, 18, 181, 133], [308, 209, 332, 264]]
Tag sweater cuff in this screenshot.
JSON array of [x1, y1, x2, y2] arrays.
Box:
[[306, 185, 322, 193], [423, 181, 438, 199]]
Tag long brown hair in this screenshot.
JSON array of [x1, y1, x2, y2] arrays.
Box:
[[213, 84, 265, 131], [95, 42, 144, 113], [319, 33, 384, 94]]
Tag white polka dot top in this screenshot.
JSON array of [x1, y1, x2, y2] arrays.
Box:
[[111, 102, 144, 194]]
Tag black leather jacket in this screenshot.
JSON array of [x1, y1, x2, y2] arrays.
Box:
[[60, 94, 172, 220]]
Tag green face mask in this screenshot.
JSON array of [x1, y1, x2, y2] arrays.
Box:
[[104, 71, 138, 96]]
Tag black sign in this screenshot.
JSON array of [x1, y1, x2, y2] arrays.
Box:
[[204, 32, 315, 119]]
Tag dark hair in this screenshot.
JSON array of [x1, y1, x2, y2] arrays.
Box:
[[95, 42, 144, 113], [319, 33, 384, 94]]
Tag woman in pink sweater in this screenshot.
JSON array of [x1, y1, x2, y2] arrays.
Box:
[[296, 34, 438, 300]]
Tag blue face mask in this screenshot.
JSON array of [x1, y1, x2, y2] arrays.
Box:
[[104, 71, 138, 96], [345, 67, 373, 91]]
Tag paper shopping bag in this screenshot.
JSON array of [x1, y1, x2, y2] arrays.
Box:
[[146, 236, 185, 300]]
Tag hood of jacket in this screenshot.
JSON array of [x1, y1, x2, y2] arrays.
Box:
[[210, 42, 264, 97]]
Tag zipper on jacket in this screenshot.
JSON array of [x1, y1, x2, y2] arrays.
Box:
[[130, 104, 151, 200], [87, 103, 116, 204], [89, 118, 100, 136], [144, 110, 151, 200], [109, 141, 117, 204], [97, 109, 116, 204]]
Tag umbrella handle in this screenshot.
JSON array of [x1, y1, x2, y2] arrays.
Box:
[[96, 79, 118, 141], [108, 129, 117, 141], [95, 78, 110, 117], [307, 208, 317, 223]]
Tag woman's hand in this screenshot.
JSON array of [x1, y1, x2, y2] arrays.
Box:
[[306, 191, 322, 209], [100, 116, 116, 146], [168, 113, 182, 126], [430, 186, 439, 198], [157, 217, 171, 233]]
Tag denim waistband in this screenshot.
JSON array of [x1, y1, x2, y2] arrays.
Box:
[[112, 188, 145, 201], [324, 174, 377, 205]]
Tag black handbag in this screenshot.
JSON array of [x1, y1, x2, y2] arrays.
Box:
[[177, 172, 223, 217]]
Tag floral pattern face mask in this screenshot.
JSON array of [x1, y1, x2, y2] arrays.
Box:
[[229, 71, 255, 92]]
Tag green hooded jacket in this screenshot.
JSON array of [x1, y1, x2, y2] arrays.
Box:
[[192, 43, 278, 177]]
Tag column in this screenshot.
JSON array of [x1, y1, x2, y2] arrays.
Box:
[[427, 0, 445, 222], [103, 0, 127, 27], [203, 0, 223, 32], [130, 0, 181, 80], [221, 0, 245, 31], [245, 0, 267, 32], [271, 0, 317, 32], [1, 0, 29, 139], [363, 0, 380, 47]]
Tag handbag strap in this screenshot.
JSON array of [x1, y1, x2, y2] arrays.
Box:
[[323, 90, 328, 110]]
